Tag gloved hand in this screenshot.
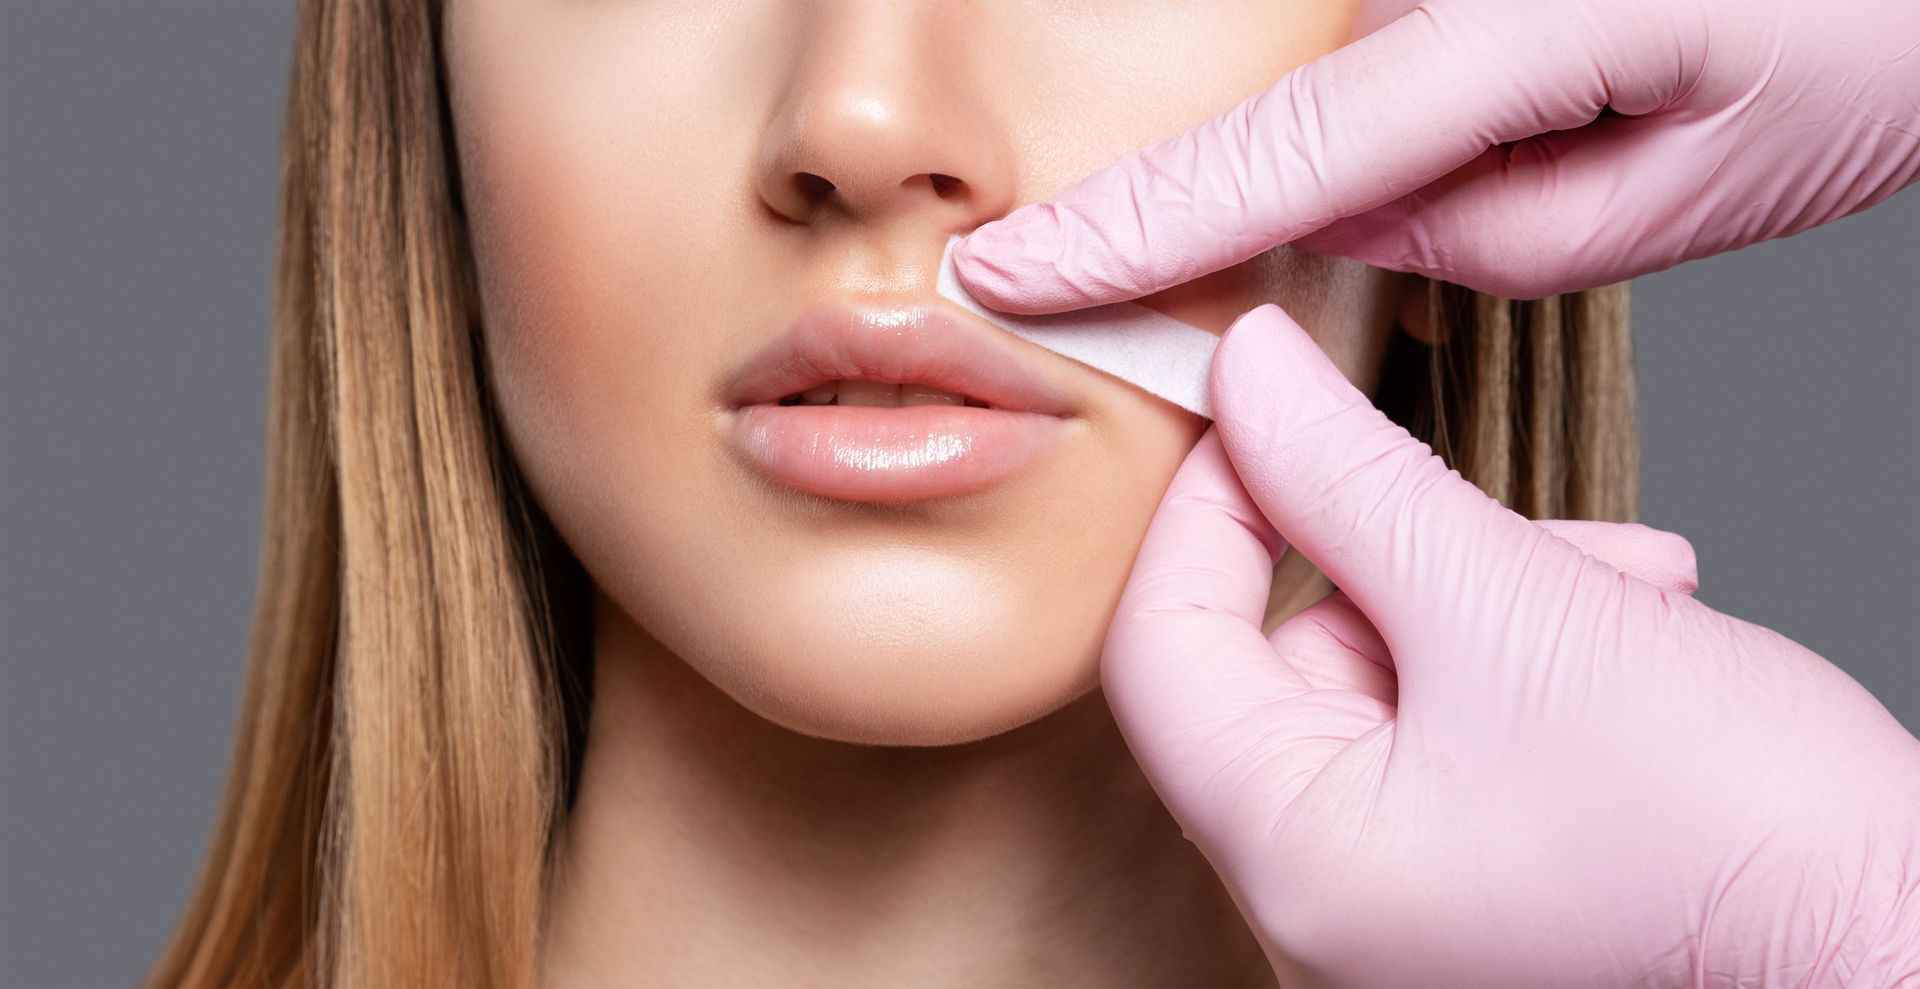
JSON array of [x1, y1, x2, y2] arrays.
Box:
[[950, 0, 1920, 304], [1103, 303, 1920, 985]]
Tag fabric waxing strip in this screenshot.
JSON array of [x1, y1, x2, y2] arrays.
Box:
[[934, 234, 1220, 419]]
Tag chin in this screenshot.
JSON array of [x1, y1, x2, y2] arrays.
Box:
[[666, 546, 1114, 747], [714, 641, 1103, 748]]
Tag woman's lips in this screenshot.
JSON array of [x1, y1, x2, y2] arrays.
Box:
[[723, 301, 1073, 502], [730, 404, 1066, 502]]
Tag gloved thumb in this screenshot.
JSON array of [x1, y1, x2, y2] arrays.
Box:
[[1210, 304, 1595, 678]]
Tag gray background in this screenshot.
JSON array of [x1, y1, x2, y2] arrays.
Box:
[[1, 2, 1914, 986]]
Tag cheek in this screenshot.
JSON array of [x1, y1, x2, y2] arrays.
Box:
[[1137, 247, 1404, 397], [460, 127, 757, 680], [998, 3, 1361, 198], [455, 40, 779, 608], [449, 0, 784, 455]]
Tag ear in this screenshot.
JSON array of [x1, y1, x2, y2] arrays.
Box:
[[1395, 273, 1448, 345]]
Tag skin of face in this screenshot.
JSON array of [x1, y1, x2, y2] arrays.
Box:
[[443, 0, 1407, 748]]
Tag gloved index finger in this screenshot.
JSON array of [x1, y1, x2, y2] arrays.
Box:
[[950, 0, 1686, 315]]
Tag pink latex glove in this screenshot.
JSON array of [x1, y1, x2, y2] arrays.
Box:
[[951, 0, 1920, 305], [1104, 304, 1920, 984]]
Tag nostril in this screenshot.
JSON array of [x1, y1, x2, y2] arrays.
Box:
[[928, 173, 965, 198], [792, 172, 835, 203]]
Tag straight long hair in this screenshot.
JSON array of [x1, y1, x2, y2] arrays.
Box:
[[145, 2, 1638, 985]]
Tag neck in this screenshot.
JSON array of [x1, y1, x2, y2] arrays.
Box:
[[536, 588, 1279, 987]]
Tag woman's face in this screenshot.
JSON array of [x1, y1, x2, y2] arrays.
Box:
[[444, 1, 1409, 745]]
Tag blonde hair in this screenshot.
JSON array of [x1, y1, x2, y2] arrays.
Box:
[[145, 1, 1637, 985]]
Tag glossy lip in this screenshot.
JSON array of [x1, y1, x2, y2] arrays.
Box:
[[722, 300, 1075, 503], [725, 300, 1074, 414]]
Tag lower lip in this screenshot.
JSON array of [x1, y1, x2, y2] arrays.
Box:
[[727, 404, 1068, 502]]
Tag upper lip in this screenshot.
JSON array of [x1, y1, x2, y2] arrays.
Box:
[[725, 299, 1074, 416]]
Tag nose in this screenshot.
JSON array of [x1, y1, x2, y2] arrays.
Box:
[[753, 5, 1017, 238]]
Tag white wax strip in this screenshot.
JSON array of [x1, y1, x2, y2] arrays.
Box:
[[935, 234, 1219, 419]]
